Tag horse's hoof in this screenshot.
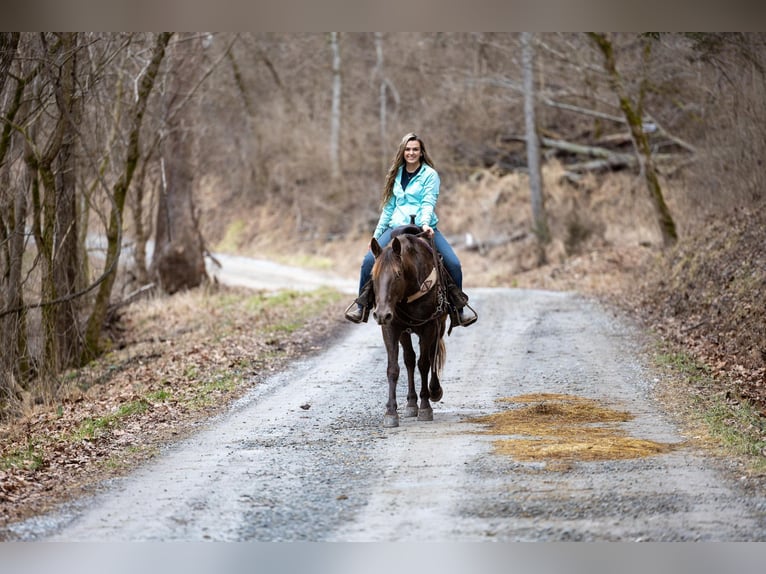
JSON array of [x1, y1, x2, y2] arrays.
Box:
[[417, 407, 433, 422], [384, 414, 399, 428], [404, 405, 418, 418], [430, 386, 443, 402]]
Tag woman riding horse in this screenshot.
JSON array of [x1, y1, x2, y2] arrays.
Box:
[[345, 132, 477, 328]]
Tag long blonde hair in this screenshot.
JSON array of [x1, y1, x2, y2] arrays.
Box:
[[380, 133, 435, 209]]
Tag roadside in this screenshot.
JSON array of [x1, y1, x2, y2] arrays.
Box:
[[0, 280, 350, 532]]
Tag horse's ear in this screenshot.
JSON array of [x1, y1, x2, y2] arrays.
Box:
[[371, 237, 382, 257], [392, 237, 402, 256]]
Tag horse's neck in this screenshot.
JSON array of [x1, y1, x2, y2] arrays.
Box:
[[402, 260, 422, 292], [408, 247, 439, 290], [414, 241, 438, 275]]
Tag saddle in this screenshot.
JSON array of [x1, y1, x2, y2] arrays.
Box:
[[357, 222, 475, 334], [390, 223, 423, 239]]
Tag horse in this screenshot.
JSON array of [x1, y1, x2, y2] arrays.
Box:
[[370, 226, 449, 428]]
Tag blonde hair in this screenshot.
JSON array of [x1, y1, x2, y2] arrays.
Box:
[[380, 133, 435, 209]]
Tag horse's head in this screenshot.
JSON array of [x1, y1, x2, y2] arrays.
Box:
[[371, 236, 412, 326]]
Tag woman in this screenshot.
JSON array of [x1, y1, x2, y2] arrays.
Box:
[[345, 132, 476, 327]]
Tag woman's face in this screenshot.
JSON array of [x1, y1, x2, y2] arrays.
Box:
[[403, 139, 421, 170]]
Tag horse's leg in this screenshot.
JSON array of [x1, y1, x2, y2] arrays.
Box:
[[416, 329, 434, 422], [400, 332, 418, 418], [428, 360, 443, 403], [383, 326, 401, 428]]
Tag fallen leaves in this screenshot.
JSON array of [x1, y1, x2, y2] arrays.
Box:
[[629, 208, 766, 414]]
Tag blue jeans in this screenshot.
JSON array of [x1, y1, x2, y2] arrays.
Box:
[[357, 227, 463, 296]]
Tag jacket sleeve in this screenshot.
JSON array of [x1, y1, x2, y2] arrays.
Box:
[[373, 195, 395, 239], [415, 169, 440, 227]]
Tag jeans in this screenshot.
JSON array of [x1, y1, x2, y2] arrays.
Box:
[[357, 227, 463, 297]]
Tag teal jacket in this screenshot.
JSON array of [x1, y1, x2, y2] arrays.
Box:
[[373, 163, 440, 239]]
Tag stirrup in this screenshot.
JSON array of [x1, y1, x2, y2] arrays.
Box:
[[344, 301, 370, 323], [458, 304, 477, 327]]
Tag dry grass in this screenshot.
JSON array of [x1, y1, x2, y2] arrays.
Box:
[[471, 394, 678, 466]]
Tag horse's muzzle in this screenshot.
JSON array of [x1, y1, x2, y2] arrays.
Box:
[[373, 309, 394, 325]]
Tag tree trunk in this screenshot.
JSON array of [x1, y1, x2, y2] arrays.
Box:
[[0, 38, 30, 407], [28, 33, 72, 384], [374, 33, 387, 174], [329, 32, 342, 181], [0, 156, 31, 408], [522, 32, 550, 263], [152, 127, 207, 294], [131, 158, 151, 285], [150, 35, 207, 295], [53, 32, 82, 368], [588, 33, 678, 247], [28, 151, 60, 384]]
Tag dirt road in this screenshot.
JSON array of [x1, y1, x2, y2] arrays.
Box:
[[8, 285, 766, 541]]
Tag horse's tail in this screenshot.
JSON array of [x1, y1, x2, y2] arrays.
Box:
[[433, 336, 446, 380]]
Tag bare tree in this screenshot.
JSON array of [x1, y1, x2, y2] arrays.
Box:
[[588, 32, 678, 247], [329, 32, 342, 181], [83, 32, 172, 360], [23, 33, 81, 384], [522, 32, 550, 262], [51, 33, 83, 367], [0, 33, 27, 406], [150, 34, 208, 295]]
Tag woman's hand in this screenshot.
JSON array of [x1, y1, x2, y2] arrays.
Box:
[[421, 224, 434, 238]]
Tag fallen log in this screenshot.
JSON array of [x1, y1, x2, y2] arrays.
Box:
[[540, 136, 635, 163]]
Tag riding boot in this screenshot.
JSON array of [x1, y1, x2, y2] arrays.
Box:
[[344, 280, 374, 323], [446, 282, 476, 327], [447, 282, 469, 309]]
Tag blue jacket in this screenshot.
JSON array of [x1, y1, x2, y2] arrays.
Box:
[[373, 163, 440, 239]]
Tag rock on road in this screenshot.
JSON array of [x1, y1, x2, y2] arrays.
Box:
[[10, 286, 766, 542]]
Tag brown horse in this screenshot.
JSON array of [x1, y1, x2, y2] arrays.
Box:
[[370, 227, 449, 428]]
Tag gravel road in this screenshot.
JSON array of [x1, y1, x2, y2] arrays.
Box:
[[9, 287, 766, 541]]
